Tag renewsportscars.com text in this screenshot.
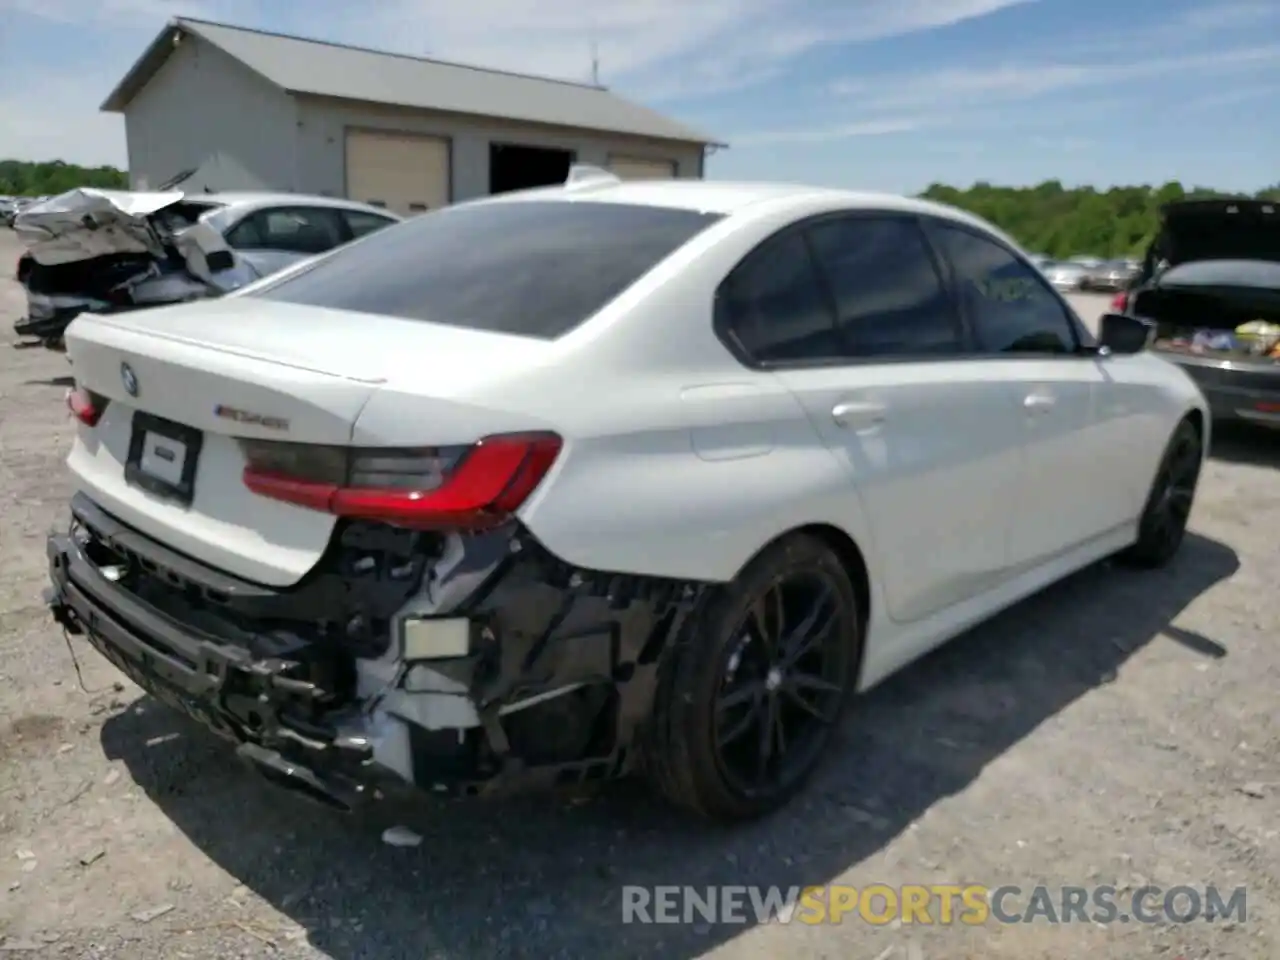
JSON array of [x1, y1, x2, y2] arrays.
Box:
[[621, 884, 1248, 926]]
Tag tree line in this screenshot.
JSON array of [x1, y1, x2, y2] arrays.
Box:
[[4, 157, 1277, 260], [1, 159, 128, 197], [922, 180, 1280, 260]]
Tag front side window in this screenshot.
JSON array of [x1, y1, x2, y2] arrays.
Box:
[[930, 223, 1078, 354], [806, 216, 961, 356], [716, 231, 841, 363], [249, 200, 724, 339]]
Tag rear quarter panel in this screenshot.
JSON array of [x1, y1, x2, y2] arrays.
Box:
[[504, 197, 884, 587]]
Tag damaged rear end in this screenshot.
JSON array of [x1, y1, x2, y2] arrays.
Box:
[[13, 188, 255, 346], [46, 295, 703, 811]]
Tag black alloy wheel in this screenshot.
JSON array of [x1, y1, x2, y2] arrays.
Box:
[[712, 570, 848, 798], [644, 533, 861, 821], [1120, 418, 1203, 568]]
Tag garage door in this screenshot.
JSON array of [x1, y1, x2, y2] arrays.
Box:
[[607, 156, 677, 180], [345, 130, 450, 217]]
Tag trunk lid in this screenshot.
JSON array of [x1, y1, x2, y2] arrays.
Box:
[[1151, 199, 1280, 269], [63, 298, 554, 586]]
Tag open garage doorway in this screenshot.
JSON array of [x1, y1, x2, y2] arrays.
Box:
[[489, 143, 574, 194]]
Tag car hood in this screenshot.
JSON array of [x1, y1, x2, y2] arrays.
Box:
[[1153, 198, 1280, 267]]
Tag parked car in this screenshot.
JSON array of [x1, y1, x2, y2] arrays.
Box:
[[1, 195, 42, 228], [1043, 260, 1091, 291], [1115, 197, 1280, 429], [1082, 259, 1140, 292], [45, 167, 1207, 822], [1068, 255, 1104, 269], [13, 190, 400, 347]]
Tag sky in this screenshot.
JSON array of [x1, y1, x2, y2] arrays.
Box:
[[0, 0, 1276, 194]]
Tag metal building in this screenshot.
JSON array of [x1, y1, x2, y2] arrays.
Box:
[[101, 18, 723, 216]]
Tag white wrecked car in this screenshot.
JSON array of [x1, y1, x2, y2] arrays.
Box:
[[14, 188, 400, 347]]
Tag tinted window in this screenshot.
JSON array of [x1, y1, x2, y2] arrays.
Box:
[[807, 217, 961, 356], [250, 200, 722, 339], [226, 207, 345, 254], [932, 224, 1077, 354], [343, 209, 397, 239], [717, 232, 839, 363]]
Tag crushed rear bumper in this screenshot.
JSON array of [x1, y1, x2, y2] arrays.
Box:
[[45, 495, 703, 810]]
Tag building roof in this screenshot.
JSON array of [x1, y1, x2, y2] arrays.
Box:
[[101, 17, 722, 148]]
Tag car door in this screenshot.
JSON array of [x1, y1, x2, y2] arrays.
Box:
[[718, 214, 1026, 625], [924, 219, 1127, 569]]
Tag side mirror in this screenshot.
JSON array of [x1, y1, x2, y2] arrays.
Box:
[[1097, 312, 1153, 355]]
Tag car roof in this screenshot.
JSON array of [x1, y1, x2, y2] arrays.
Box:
[[472, 178, 1021, 248], [193, 192, 403, 217]]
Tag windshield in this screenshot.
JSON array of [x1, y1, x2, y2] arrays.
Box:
[[247, 199, 725, 339]]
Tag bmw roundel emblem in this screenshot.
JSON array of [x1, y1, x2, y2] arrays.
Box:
[[121, 362, 138, 397]]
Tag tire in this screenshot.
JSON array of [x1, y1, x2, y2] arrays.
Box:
[[642, 533, 862, 822], [1118, 418, 1203, 569]]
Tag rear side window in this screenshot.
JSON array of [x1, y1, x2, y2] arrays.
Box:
[[227, 207, 346, 254], [249, 200, 724, 339], [716, 232, 840, 363], [806, 216, 961, 356], [343, 209, 397, 239]]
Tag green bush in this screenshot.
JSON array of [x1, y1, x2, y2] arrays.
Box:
[[0, 159, 128, 197]]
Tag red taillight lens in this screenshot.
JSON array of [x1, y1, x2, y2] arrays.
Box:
[[242, 432, 563, 531], [66, 386, 105, 426], [1110, 291, 1128, 312]]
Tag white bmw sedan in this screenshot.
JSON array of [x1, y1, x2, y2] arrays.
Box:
[[46, 169, 1208, 822]]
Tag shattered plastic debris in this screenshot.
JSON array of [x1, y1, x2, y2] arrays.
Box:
[[381, 825, 423, 848], [131, 903, 176, 923]]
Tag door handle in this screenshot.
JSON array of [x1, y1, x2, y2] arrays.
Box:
[[831, 400, 887, 429], [1023, 392, 1055, 413]]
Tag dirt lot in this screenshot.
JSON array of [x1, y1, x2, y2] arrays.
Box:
[[0, 225, 1277, 959]]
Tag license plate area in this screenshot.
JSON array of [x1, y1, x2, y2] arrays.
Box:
[[125, 412, 203, 506]]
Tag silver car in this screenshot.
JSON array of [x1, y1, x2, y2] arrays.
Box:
[[1082, 259, 1139, 292], [177, 192, 402, 277], [1042, 261, 1091, 292]]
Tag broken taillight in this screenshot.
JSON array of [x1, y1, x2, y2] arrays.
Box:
[[241, 433, 563, 531], [66, 386, 105, 426]]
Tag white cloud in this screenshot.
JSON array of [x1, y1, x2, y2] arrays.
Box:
[[0, 0, 1038, 166], [830, 43, 1280, 109], [1056, 0, 1279, 59], [0, 71, 126, 166], [1171, 0, 1276, 31], [0, 0, 215, 26], [724, 37, 1280, 150], [731, 119, 923, 146], [352, 0, 1040, 100], [1184, 82, 1279, 110]]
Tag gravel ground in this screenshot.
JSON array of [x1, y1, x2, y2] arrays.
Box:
[[0, 227, 1277, 959]]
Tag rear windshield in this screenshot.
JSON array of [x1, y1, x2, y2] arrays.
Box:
[[246, 199, 724, 339]]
